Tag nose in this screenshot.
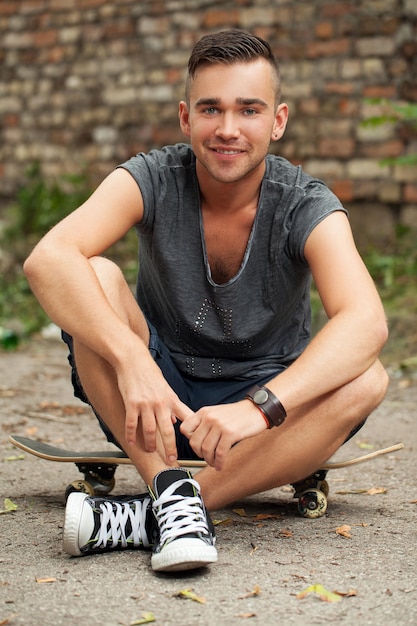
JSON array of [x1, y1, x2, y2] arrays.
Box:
[[215, 112, 240, 140]]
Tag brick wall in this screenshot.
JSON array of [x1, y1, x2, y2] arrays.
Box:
[[1, 0, 416, 246]]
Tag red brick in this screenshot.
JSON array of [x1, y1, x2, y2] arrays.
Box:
[[0, 2, 16, 15], [33, 30, 58, 47], [321, 2, 356, 18], [166, 68, 182, 84], [331, 179, 354, 202], [402, 41, 417, 59], [47, 46, 66, 63], [362, 85, 397, 98], [298, 99, 321, 116], [20, 0, 44, 14], [203, 10, 240, 27], [315, 21, 334, 39], [79, 0, 107, 8], [104, 21, 135, 39], [325, 82, 356, 95], [306, 38, 350, 58], [4, 113, 19, 126], [338, 98, 360, 116], [360, 140, 405, 159], [404, 184, 417, 203]]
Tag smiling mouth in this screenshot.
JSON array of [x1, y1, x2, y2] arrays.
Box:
[[211, 148, 244, 155]]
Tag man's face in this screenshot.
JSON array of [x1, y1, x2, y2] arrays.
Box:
[[179, 59, 287, 186]]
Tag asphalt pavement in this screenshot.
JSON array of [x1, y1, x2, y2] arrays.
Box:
[[0, 337, 416, 626]]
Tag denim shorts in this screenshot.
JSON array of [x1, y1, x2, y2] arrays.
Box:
[[61, 323, 286, 460], [62, 324, 364, 460]]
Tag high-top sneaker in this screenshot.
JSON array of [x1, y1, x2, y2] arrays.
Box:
[[149, 468, 217, 572], [63, 492, 156, 556]]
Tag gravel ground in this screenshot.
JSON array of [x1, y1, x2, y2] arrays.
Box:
[[0, 337, 416, 626]]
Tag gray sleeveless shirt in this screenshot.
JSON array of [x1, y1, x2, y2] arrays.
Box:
[[119, 144, 347, 380]]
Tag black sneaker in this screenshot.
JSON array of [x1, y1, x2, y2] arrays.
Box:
[[63, 492, 156, 556], [149, 468, 217, 572]]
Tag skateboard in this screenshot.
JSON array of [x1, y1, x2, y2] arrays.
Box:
[[9, 434, 404, 518]]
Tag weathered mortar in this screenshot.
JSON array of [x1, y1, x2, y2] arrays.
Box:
[[1, 0, 416, 244]]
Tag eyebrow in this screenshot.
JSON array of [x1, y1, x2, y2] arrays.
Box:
[[195, 97, 269, 108]]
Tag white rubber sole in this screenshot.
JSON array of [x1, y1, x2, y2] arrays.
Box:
[[63, 492, 88, 557], [151, 538, 218, 572]]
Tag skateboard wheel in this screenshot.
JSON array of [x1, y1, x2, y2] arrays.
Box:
[[297, 488, 328, 518], [65, 479, 95, 500]]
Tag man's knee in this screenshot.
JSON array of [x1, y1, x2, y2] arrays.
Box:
[[352, 359, 389, 420], [89, 256, 124, 288]]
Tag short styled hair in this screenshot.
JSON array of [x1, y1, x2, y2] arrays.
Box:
[[185, 30, 281, 105]]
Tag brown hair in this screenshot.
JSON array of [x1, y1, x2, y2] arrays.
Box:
[[185, 30, 281, 105]]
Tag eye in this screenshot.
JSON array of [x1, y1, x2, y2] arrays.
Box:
[[204, 107, 219, 115], [243, 108, 257, 116]]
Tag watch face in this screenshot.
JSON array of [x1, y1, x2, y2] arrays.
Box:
[[253, 389, 269, 405]]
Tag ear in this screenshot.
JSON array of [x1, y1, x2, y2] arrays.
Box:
[[271, 103, 289, 142], [179, 101, 191, 137]]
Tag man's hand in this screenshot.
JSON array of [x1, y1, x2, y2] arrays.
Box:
[[179, 400, 268, 471], [115, 355, 193, 464]]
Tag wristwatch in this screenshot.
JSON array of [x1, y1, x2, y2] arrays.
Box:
[[245, 384, 287, 428]]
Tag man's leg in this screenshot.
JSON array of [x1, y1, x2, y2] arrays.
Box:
[[64, 256, 216, 571], [196, 360, 389, 511]]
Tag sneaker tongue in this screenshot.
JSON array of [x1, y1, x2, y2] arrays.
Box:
[[153, 468, 193, 498]]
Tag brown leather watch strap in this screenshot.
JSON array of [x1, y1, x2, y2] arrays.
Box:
[[245, 384, 287, 428]]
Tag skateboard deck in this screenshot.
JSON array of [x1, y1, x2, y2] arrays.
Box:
[[9, 434, 404, 518]]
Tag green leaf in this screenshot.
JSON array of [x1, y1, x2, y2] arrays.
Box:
[[296, 584, 342, 603], [174, 588, 207, 604], [0, 498, 18, 514], [130, 613, 156, 625]]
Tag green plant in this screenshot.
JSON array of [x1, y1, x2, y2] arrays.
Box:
[[0, 163, 92, 337], [3, 162, 91, 259], [362, 98, 417, 166], [0, 163, 139, 341], [363, 225, 417, 311]]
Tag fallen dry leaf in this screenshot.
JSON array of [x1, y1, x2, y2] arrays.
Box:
[[278, 528, 294, 538], [297, 584, 342, 603], [333, 589, 358, 597], [236, 613, 257, 618], [212, 517, 234, 526], [336, 489, 368, 494], [233, 508, 247, 517], [173, 588, 206, 604], [0, 388, 17, 398], [253, 513, 281, 521], [239, 585, 262, 599], [35, 577, 56, 584], [4, 455, 25, 462], [367, 487, 387, 495], [336, 525, 352, 539]]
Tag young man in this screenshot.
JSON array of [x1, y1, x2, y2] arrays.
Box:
[[24, 30, 389, 573]]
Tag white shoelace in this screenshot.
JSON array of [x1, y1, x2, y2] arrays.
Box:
[[93, 498, 151, 550], [153, 479, 209, 547]]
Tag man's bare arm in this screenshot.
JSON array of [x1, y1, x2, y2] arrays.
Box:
[[24, 168, 145, 368]]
